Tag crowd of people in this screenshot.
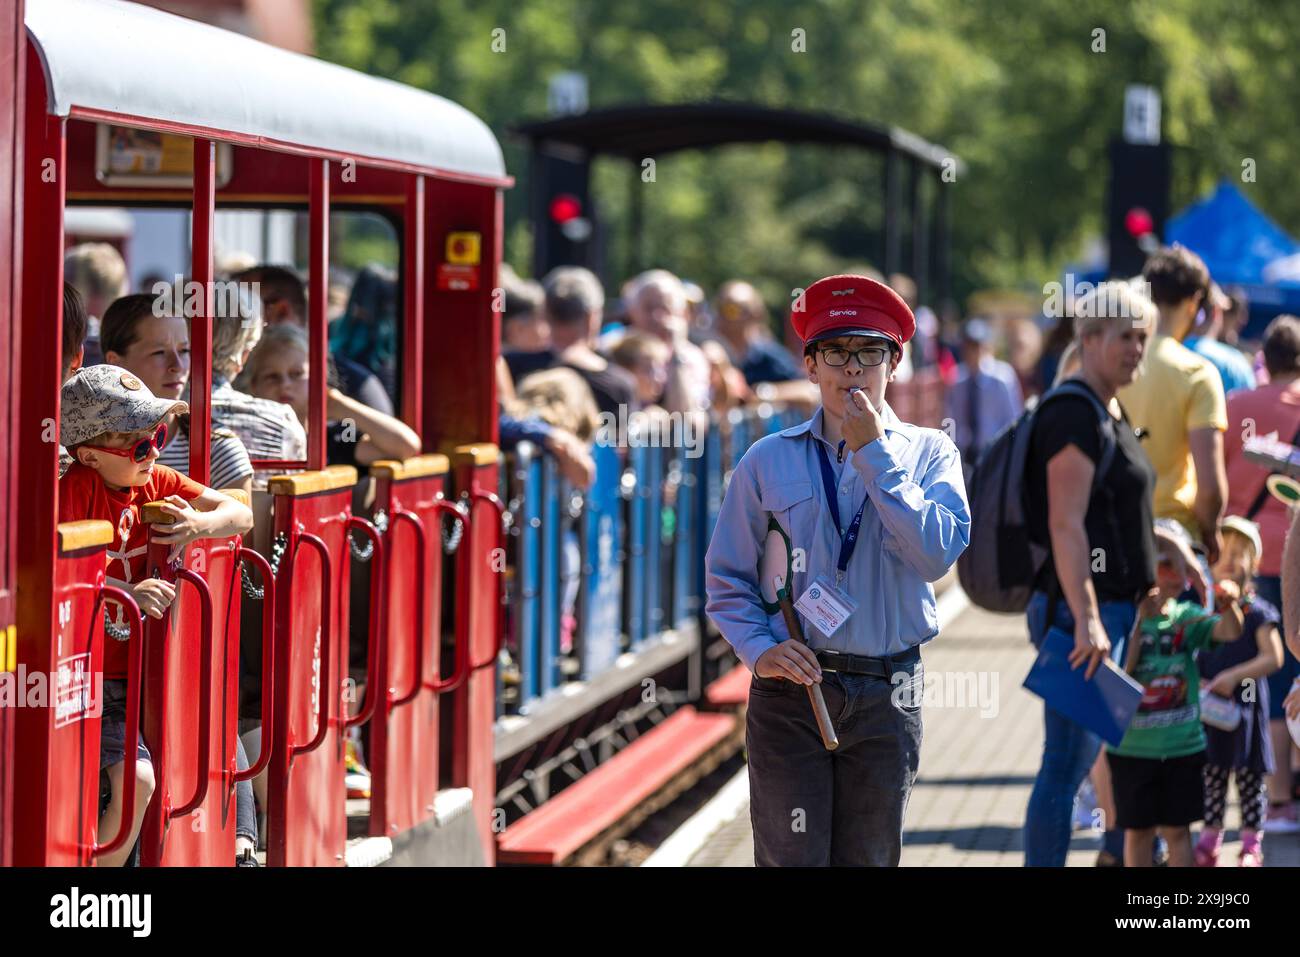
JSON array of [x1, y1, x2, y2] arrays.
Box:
[[61, 233, 1300, 869], [981, 245, 1300, 867]]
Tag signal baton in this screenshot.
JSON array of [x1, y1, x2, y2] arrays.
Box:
[[773, 572, 839, 751]]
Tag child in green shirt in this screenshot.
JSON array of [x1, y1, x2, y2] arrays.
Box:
[[1107, 529, 1244, 867]]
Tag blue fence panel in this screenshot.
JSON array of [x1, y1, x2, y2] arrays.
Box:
[[673, 450, 695, 630], [627, 442, 647, 650], [519, 446, 543, 706], [644, 441, 664, 641], [580, 442, 624, 677], [540, 455, 561, 696]]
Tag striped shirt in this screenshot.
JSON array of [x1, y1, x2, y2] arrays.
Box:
[[158, 425, 254, 490], [211, 373, 307, 489]]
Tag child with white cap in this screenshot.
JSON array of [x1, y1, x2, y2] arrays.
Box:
[[1195, 516, 1284, 866], [59, 364, 253, 866]]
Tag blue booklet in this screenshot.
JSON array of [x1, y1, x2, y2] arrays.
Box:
[[1022, 626, 1144, 747]]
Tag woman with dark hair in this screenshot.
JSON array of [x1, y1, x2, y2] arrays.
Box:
[[330, 263, 399, 406]]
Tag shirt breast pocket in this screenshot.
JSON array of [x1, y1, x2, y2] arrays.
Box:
[[759, 480, 816, 554]]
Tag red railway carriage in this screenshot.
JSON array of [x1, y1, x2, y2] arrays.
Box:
[[0, 0, 510, 866]]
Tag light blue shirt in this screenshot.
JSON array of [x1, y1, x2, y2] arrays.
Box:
[[704, 403, 970, 671], [1184, 336, 1256, 397], [944, 356, 1023, 468]]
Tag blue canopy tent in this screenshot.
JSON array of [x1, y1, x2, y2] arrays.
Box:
[[1165, 180, 1300, 336]]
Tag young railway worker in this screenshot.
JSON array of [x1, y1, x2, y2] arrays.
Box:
[[705, 274, 971, 866]]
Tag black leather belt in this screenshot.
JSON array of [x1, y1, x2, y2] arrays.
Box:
[[816, 647, 919, 678]]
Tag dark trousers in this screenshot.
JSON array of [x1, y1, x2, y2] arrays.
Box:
[[745, 658, 923, 866]]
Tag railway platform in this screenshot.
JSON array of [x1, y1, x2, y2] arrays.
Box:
[[655, 597, 1300, 868]]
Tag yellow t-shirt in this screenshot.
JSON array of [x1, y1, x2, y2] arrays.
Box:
[[1117, 334, 1227, 539]]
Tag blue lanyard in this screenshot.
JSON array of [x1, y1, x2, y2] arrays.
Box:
[[815, 441, 867, 582]]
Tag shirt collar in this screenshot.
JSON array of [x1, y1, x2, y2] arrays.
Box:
[[779, 402, 914, 445]]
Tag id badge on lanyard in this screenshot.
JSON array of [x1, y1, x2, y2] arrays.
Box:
[[798, 442, 867, 636]]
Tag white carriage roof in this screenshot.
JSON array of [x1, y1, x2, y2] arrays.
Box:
[[26, 0, 508, 183]]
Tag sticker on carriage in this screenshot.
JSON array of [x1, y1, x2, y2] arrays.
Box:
[[54, 652, 98, 727], [436, 263, 479, 291]]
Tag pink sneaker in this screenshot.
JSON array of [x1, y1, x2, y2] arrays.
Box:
[[1194, 829, 1222, 867]]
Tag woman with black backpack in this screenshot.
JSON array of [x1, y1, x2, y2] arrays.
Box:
[[1021, 282, 1160, 866]]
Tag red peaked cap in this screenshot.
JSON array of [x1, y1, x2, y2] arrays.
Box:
[[791, 274, 916, 349]]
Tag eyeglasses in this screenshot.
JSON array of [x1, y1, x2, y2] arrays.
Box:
[[82, 423, 168, 464], [818, 345, 890, 368]]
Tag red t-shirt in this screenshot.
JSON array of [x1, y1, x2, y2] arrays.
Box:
[[59, 463, 205, 678]]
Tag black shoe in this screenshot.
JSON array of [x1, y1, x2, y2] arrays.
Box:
[[236, 848, 260, 867]]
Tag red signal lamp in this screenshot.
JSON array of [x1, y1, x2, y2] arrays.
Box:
[[549, 194, 583, 223], [1124, 207, 1154, 238]]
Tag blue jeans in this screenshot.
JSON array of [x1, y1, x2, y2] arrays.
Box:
[[1023, 590, 1137, 867]]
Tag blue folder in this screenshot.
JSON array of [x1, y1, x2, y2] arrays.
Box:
[[1022, 626, 1145, 747]]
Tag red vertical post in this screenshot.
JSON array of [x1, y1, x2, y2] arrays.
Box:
[[0, 0, 25, 869], [307, 159, 329, 471], [11, 46, 65, 865], [189, 138, 215, 486], [402, 174, 425, 438]]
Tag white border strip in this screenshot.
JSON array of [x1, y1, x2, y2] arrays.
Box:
[[640, 766, 751, 868]]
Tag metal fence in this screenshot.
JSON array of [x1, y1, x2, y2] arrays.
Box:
[[496, 403, 807, 716]]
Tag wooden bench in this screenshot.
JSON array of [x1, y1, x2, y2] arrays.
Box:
[[496, 706, 735, 865], [702, 665, 753, 710]]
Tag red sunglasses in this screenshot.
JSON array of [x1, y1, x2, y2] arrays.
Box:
[[82, 423, 168, 464]]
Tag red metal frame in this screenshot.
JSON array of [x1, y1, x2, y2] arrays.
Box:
[[11, 13, 511, 863], [189, 138, 215, 485], [402, 175, 425, 436], [266, 490, 353, 867], [0, 0, 24, 869], [422, 182, 501, 446], [449, 454, 503, 864], [10, 45, 66, 865], [307, 159, 329, 471], [138, 535, 245, 867], [368, 472, 471, 838], [66, 106, 512, 190]]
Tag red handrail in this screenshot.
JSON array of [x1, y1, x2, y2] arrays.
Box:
[[425, 499, 472, 693], [468, 489, 506, 670], [91, 585, 145, 858], [344, 517, 384, 728], [389, 509, 427, 708], [235, 545, 276, 783], [289, 533, 334, 758], [170, 567, 214, 818]]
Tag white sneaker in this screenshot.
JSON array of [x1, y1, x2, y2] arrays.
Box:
[[1263, 802, 1300, 833]]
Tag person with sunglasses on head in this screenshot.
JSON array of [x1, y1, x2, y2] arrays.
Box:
[[58, 364, 253, 866], [705, 274, 970, 866]]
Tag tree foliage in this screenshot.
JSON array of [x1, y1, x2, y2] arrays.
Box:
[[313, 0, 1300, 309]]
